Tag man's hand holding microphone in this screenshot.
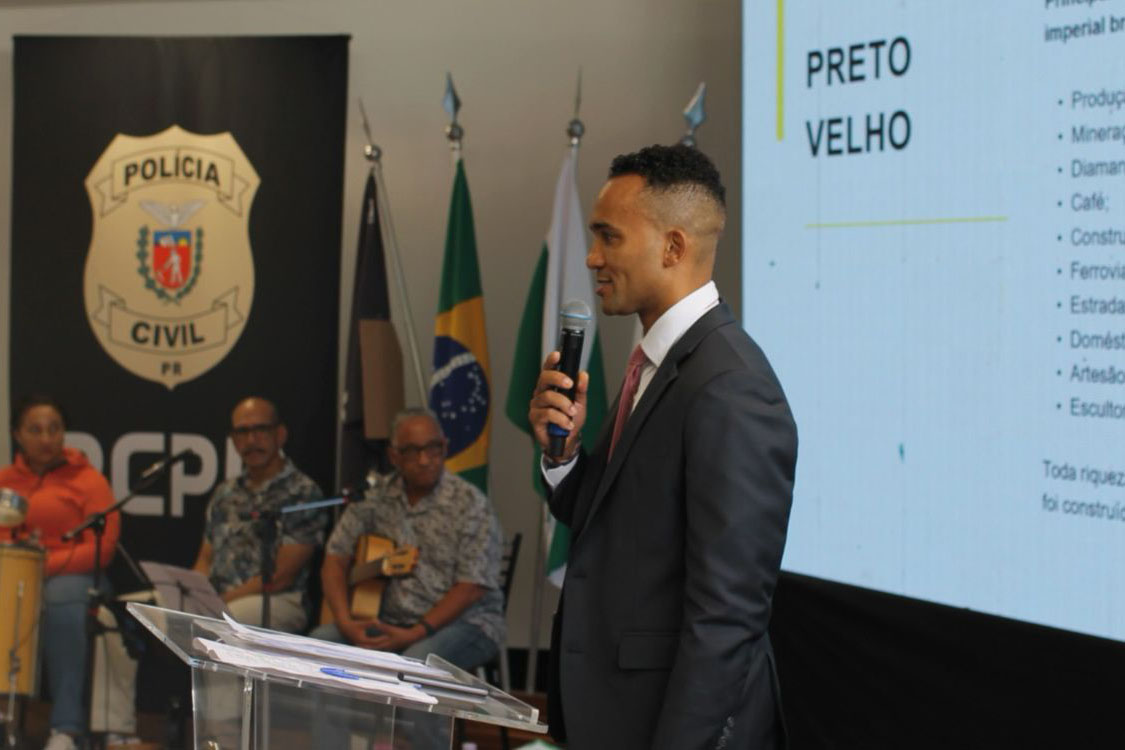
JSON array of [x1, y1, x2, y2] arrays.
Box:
[[529, 300, 593, 465]]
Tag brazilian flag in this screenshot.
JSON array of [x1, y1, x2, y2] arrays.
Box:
[[430, 158, 490, 492]]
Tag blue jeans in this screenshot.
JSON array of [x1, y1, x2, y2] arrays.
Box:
[[309, 618, 498, 672], [42, 574, 99, 734]]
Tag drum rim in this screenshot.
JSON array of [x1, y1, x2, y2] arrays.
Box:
[[0, 540, 46, 553]]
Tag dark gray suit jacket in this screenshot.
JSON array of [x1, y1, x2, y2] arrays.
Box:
[[547, 303, 797, 750]]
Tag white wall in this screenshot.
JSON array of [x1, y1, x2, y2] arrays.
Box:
[[0, 0, 741, 650]]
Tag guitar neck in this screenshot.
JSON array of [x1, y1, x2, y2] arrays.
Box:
[[348, 557, 385, 586]]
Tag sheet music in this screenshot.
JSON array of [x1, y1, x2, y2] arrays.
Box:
[[140, 561, 228, 618], [192, 637, 437, 705]]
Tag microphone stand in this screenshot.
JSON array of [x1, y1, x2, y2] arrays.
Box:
[[243, 495, 348, 750], [255, 510, 280, 630], [65, 460, 178, 749], [251, 496, 351, 630]]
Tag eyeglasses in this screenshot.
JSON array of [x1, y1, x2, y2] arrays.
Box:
[[230, 423, 278, 439], [392, 440, 445, 461]]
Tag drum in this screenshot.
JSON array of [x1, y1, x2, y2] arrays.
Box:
[[0, 488, 28, 528], [0, 542, 44, 696]]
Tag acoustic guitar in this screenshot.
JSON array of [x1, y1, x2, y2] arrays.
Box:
[[319, 534, 418, 625]]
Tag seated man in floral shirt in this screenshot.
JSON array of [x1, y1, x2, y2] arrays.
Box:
[[193, 395, 327, 630], [313, 407, 504, 671]]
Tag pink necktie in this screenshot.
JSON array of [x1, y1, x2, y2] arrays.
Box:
[[609, 345, 647, 458]]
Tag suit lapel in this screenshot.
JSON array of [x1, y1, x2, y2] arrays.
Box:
[[568, 391, 618, 539], [579, 303, 735, 532]]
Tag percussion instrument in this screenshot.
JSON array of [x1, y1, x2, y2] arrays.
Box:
[[0, 542, 44, 696], [0, 489, 28, 529]]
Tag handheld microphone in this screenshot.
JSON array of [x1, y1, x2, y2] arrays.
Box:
[[547, 299, 593, 460], [140, 448, 195, 480]]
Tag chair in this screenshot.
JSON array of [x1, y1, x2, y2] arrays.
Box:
[[481, 533, 522, 691], [458, 532, 522, 750]]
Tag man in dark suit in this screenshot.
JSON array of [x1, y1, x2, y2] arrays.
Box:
[[529, 144, 797, 749]]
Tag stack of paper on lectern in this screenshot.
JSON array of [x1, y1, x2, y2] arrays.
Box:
[[192, 637, 437, 704], [218, 614, 447, 678], [214, 613, 490, 703]]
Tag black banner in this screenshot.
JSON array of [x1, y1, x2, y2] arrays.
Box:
[[10, 36, 348, 571]]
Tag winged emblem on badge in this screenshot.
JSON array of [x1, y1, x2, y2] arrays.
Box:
[[139, 199, 205, 229]]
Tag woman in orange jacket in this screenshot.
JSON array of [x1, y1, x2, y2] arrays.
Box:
[[1, 395, 118, 750]]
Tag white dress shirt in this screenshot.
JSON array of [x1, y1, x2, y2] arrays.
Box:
[[543, 281, 720, 488]]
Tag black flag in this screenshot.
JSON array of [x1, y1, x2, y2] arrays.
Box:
[[339, 170, 404, 488]]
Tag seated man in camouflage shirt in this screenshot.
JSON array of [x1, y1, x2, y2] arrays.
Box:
[[312, 407, 504, 671], [192, 396, 327, 631]]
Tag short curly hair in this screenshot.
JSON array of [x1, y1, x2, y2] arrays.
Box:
[[608, 143, 726, 208]]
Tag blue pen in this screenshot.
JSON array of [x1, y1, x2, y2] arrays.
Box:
[[321, 666, 361, 680]]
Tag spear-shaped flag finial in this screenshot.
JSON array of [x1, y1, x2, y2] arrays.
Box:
[[358, 98, 381, 163], [680, 82, 707, 147], [567, 67, 585, 145], [444, 72, 464, 149]]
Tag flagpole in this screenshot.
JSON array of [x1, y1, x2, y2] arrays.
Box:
[[627, 82, 712, 349], [359, 99, 428, 403], [439, 74, 488, 501], [526, 72, 586, 693]]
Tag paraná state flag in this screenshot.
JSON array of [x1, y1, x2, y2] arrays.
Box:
[[505, 147, 607, 586]]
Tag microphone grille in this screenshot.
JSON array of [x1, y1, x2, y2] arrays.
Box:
[[560, 299, 592, 332]]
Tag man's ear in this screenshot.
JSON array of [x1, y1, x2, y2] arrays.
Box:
[[277, 424, 289, 447], [663, 228, 687, 267]]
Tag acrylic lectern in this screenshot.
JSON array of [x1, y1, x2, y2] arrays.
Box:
[[126, 602, 546, 750]]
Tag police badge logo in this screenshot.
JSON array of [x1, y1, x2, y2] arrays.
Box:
[[83, 125, 259, 389]]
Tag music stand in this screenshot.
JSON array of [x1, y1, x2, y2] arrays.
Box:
[[252, 496, 349, 629], [139, 562, 229, 620]]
